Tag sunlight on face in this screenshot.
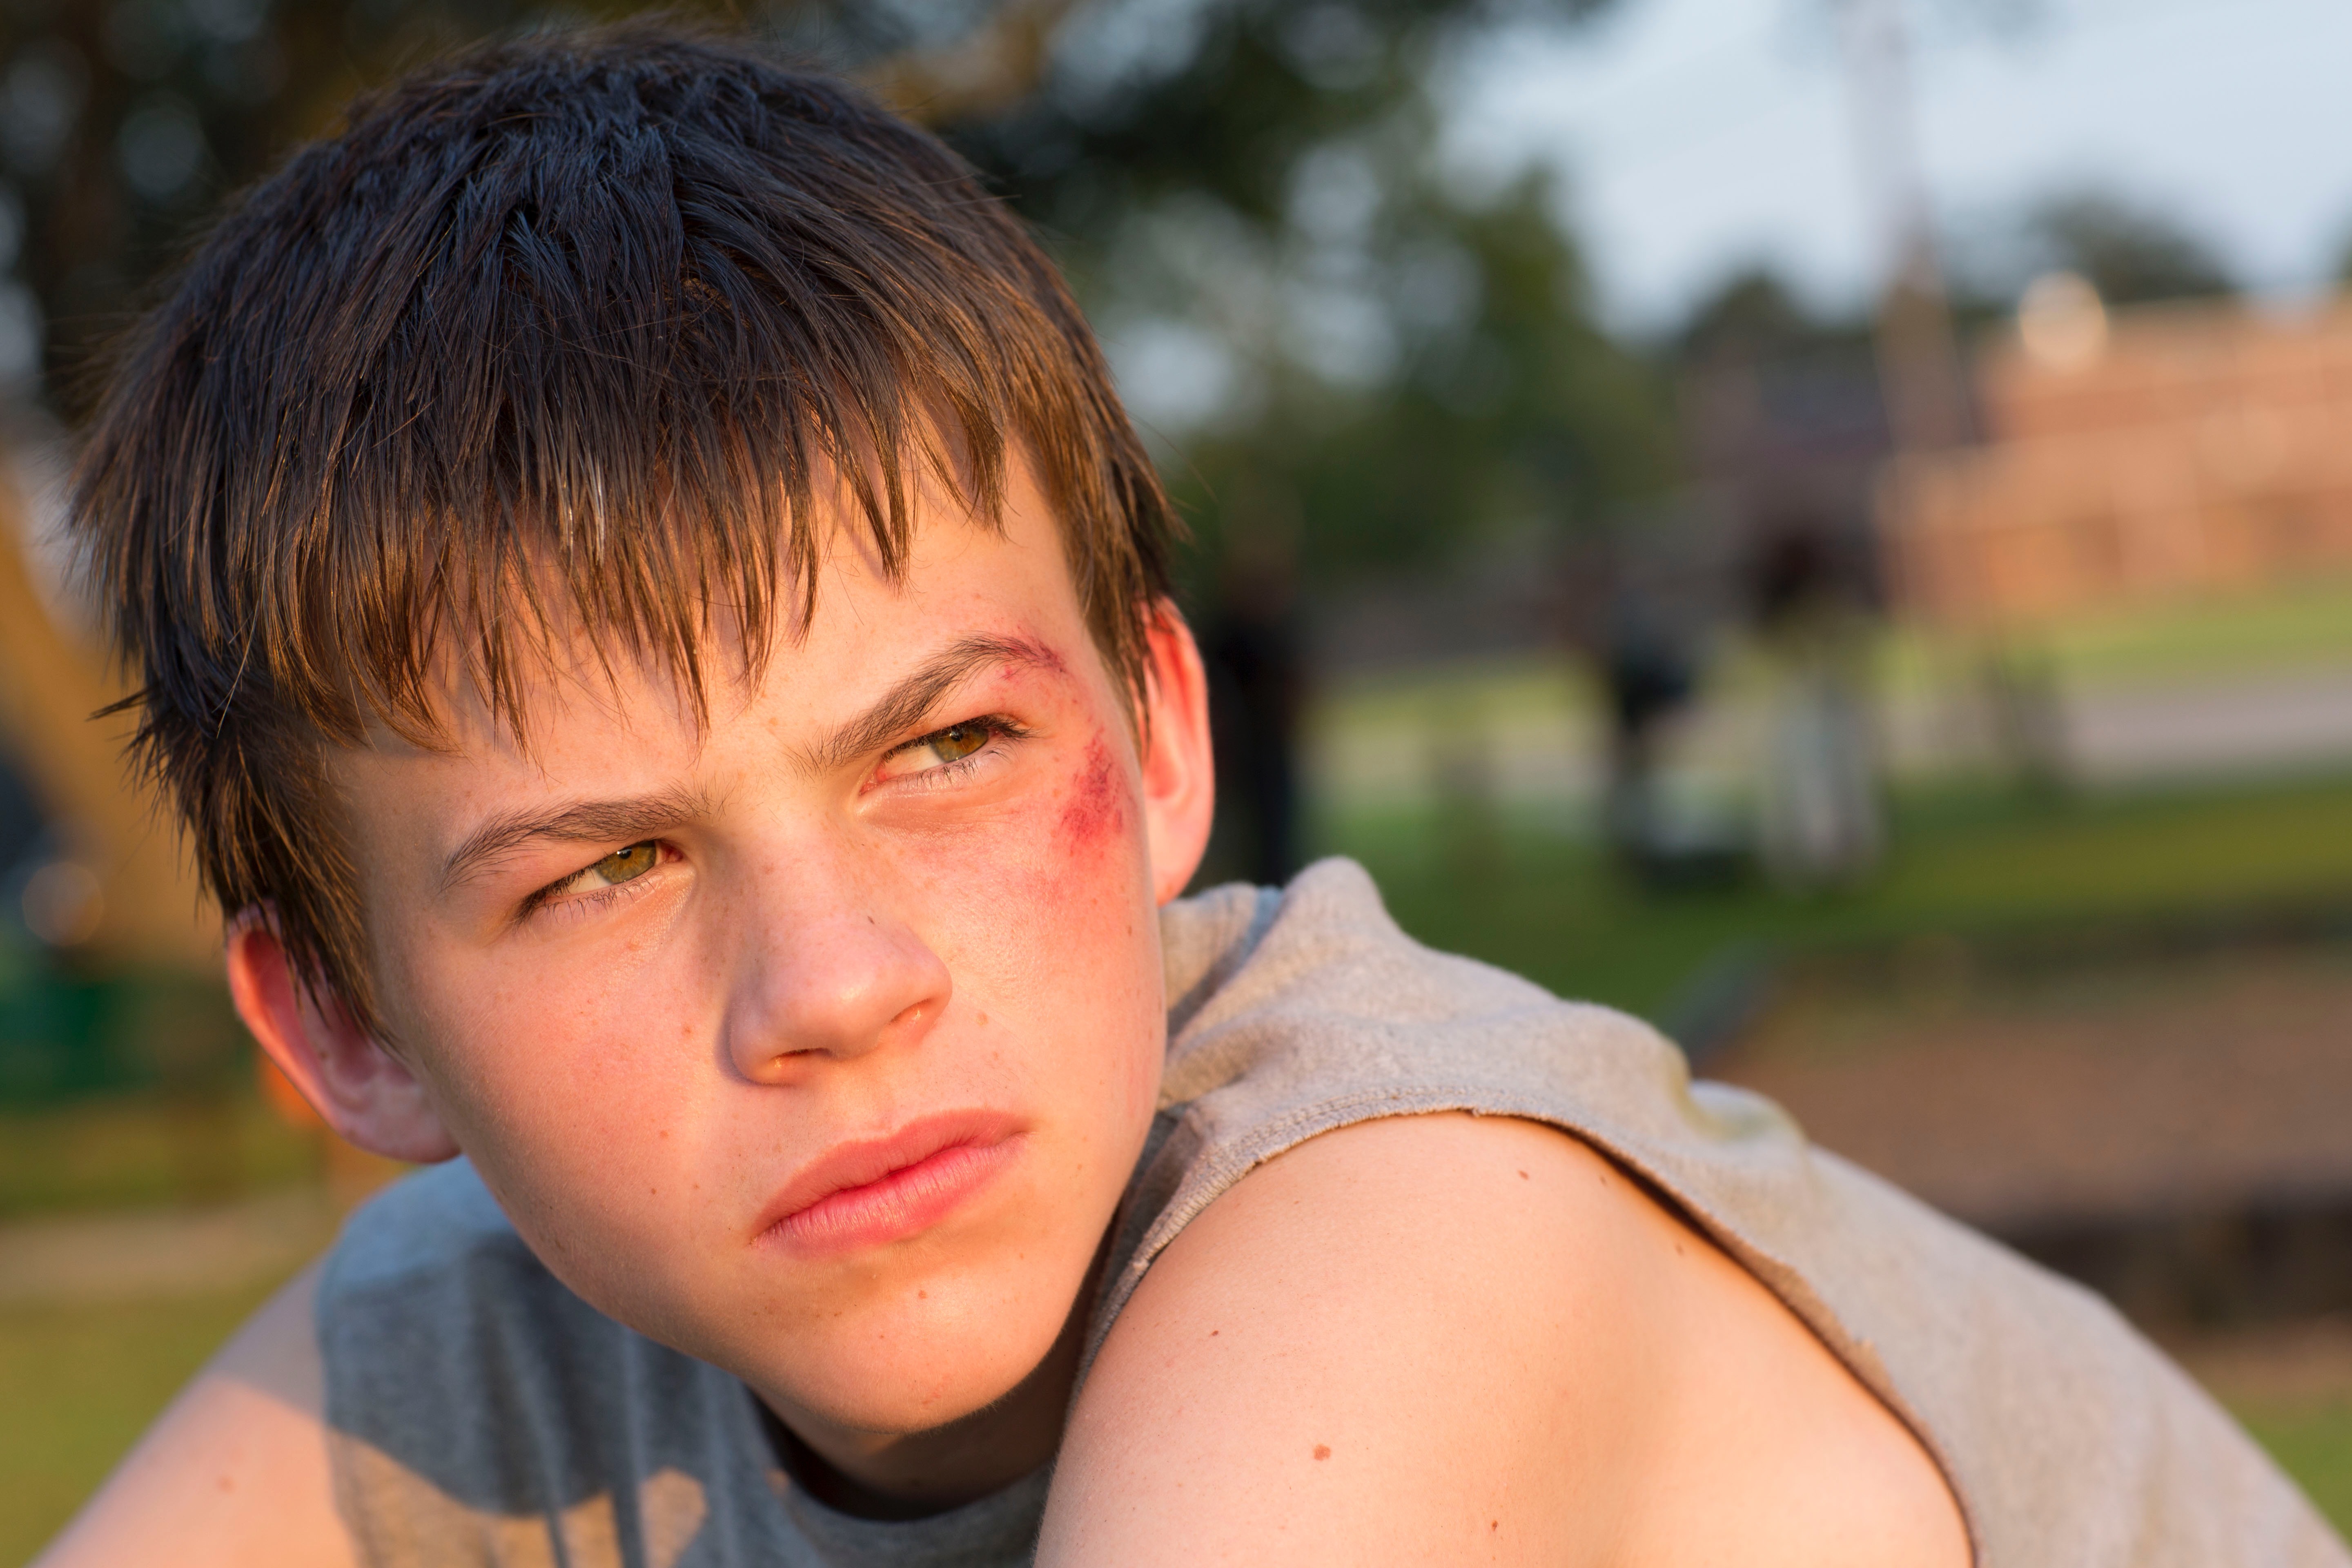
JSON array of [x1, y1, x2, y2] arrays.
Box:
[[328, 462, 1194, 1496]]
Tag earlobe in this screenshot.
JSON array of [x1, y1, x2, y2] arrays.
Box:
[[224, 912, 461, 1165], [1134, 603, 1216, 905]]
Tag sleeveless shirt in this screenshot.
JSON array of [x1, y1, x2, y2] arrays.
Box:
[[316, 858, 2347, 1566]]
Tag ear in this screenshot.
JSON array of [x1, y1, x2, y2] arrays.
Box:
[[224, 911, 461, 1164], [1135, 601, 1216, 905]]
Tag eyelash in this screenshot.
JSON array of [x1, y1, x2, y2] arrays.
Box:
[[880, 715, 1031, 791], [541, 872, 655, 924], [521, 848, 670, 924], [519, 716, 1031, 922]]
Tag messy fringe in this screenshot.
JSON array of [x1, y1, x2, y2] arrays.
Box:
[[71, 22, 1176, 1036]]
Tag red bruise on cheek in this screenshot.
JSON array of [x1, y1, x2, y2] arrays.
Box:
[[1058, 736, 1124, 850]]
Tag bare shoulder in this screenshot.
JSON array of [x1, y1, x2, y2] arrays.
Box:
[[1040, 1112, 1969, 1568], [33, 1260, 359, 1568]]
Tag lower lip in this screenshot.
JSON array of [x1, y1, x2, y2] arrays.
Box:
[[763, 1136, 1021, 1257]]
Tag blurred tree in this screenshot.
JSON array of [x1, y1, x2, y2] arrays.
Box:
[[1135, 163, 1672, 579], [1671, 259, 2010, 370], [940, 0, 1674, 582], [2020, 188, 2236, 306], [1674, 266, 1866, 367]]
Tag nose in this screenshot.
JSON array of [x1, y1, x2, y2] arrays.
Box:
[[721, 864, 953, 1084]]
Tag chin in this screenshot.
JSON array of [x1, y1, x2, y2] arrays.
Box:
[[760, 1293, 1074, 1436]]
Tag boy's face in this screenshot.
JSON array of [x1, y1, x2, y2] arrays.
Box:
[[239, 463, 1213, 1459]]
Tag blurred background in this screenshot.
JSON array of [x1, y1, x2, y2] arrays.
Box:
[[7, 0, 2352, 1549]]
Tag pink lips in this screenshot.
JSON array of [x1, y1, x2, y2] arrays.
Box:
[[756, 1110, 1022, 1257]]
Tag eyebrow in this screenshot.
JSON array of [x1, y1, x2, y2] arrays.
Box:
[[437, 633, 1061, 893], [796, 633, 1061, 774], [440, 785, 710, 894]]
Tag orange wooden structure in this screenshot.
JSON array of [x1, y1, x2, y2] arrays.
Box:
[[1881, 298, 2352, 630]]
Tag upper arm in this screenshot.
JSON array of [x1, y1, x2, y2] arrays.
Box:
[[1038, 1111, 1970, 1568], [1038, 1113, 1666, 1567], [32, 1260, 362, 1568]]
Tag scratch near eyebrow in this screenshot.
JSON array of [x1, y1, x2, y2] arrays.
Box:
[[441, 783, 708, 893], [799, 633, 1060, 774]]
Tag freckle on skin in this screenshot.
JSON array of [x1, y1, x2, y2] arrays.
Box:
[[1517, 1169, 1528, 1180], [1312, 1444, 1330, 1461]]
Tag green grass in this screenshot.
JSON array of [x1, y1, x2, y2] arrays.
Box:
[[0, 1278, 287, 1564], [2233, 1399, 2352, 1538], [1324, 769, 2352, 1022], [1869, 572, 2352, 699], [1992, 573, 2352, 690], [0, 1090, 318, 1221]]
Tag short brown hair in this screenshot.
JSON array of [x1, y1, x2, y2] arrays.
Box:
[[71, 22, 1177, 1035]]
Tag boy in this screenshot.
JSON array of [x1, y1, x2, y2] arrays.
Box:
[[34, 23, 2344, 1566]]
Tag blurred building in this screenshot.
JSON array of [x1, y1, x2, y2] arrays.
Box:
[[1883, 291, 2352, 628]]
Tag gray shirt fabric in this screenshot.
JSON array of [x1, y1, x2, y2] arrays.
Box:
[[318, 857, 2347, 1566]]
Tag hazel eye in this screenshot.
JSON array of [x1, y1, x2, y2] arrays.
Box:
[[873, 716, 1025, 786], [918, 723, 993, 765], [583, 842, 658, 887]]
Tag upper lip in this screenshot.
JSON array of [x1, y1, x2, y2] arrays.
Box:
[[753, 1108, 1022, 1239]]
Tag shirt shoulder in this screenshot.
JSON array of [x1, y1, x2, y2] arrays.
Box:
[[322, 1157, 525, 1292], [314, 1161, 785, 1566], [1127, 859, 2349, 1566]]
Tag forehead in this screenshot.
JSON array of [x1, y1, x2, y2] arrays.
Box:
[[350, 460, 1098, 789]]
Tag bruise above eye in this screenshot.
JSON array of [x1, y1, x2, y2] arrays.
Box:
[[581, 842, 658, 887]]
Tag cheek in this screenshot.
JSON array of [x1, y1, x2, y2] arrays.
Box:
[[913, 728, 1157, 1061], [403, 958, 707, 1229], [453, 1044, 719, 1308], [1033, 736, 1163, 1103]]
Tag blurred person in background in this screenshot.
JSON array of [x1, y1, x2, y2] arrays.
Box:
[[1599, 579, 1699, 879], [1201, 532, 1306, 888], [1749, 520, 1883, 887]]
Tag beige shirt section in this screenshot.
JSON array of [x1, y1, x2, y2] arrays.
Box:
[[318, 858, 2346, 1566]]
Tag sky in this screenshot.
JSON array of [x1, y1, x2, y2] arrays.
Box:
[[1443, 0, 2352, 334]]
